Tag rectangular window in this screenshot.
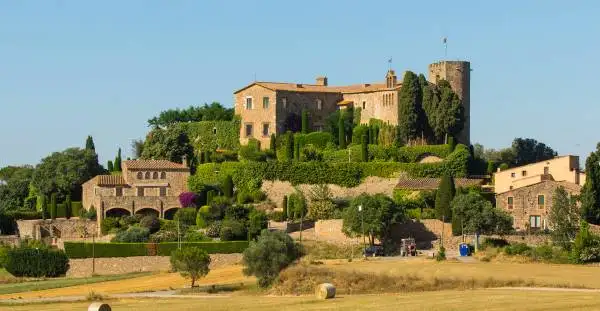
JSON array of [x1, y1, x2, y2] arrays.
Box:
[[529, 215, 541, 228], [362, 101, 366, 109], [245, 123, 253, 137], [507, 196, 514, 209], [282, 97, 287, 109], [263, 97, 269, 109], [316, 99, 322, 110], [115, 187, 123, 197], [522, 170, 527, 177], [137, 187, 144, 197], [262, 123, 269, 137], [538, 195, 545, 208], [245, 97, 253, 110], [159, 187, 166, 196]]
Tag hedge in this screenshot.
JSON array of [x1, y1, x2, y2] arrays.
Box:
[[294, 132, 333, 149], [63, 241, 249, 259], [71, 202, 82, 218], [179, 120, 240, 152]]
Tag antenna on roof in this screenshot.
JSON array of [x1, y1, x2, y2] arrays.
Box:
[[254, 73, 257, 82]]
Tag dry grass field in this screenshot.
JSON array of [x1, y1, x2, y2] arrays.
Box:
[[3, 289, 600, 311]]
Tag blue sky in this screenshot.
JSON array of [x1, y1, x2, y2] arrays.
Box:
[[1, 0, 599, 167]]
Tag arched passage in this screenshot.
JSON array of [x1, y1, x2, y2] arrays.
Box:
[[163, 208, 179, 220], [105, 208, 131, 218], [135, 208, 159, 218]]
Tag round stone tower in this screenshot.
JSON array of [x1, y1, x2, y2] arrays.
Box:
[[427, 61, 471, 145]]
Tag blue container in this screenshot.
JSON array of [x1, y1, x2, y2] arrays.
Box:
[[459, 243, 470, 257]]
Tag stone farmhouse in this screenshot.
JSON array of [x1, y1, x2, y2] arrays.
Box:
[[494, 155, 585, 231], [234, 60, 471, 148], [82, 159, 190, 233]]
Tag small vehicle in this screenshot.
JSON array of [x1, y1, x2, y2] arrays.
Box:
[[363, 245, 384, 257], [400, 238, 417, 256]]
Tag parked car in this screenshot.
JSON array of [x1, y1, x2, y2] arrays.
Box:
[[363, 245, 384, 257]]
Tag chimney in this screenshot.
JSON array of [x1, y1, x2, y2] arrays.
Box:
[[316, 76, 328, 86]]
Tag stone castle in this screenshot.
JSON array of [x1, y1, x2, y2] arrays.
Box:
[[234, 60, 471, 147]]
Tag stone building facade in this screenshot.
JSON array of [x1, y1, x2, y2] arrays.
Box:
[[496, 179, 582, 231], [82, 160, 190, 235], [234, 60, 471, 148]]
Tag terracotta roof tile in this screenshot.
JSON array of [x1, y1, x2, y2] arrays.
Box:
[[234, 81, 402, 94], [95, 175, 127, 186], [395, 178, 485, 190], [122, 160, 189, 171]]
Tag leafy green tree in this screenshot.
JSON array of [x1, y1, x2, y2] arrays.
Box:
[[270, 134, 276, 151], [450, 192, 512, 236], [435, 174, 455, 221], [131, 139, 144, 159], [222, 175, 234, 198], [288, 192, 307, 220], [338, 113, 346, 148], [170, 247, 211, 287], [0, 166, 34, 211], [548, 186, 579, 249], [107, 160, 114, 172], [248, 209, 268, 240], [397, 71, 421, 142], [581, 144, 600, 224], [511, 138, 557, 167], [570, 221, 600, 263], [421, 78, 464, 143], [148, 102, 234, 128], [31, 148, 105, 201], [361, 134, 368, 162], [50, 193, 57, 220], [141, 127, 193, 163], [307, 184, 335, 220], [242, 230, 304, 288], [342, 193, 406, 246], [301, 109, 309, 134], [85, 135, 95, 152]]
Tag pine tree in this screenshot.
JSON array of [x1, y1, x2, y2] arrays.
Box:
[[397, 71, 422, 143], [85, 136, 96, 152], [435, 174, 455, 221], [50, 193, 57, 220], [361, 134, 368, 162], [338, 113, 346, 149], [301, 109, 309, 134], [65, 194, 72, 219], [282, 195, 288, 220], [107, 160, 114, 172], [222, 175, 234, 198], [270, 134, 276, 151], [285, 132, 294, 161]]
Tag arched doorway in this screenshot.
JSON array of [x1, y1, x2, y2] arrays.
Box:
[[105, 208, 131, 218], [163, 208, 180, 220], [135, 208, 159, 218]]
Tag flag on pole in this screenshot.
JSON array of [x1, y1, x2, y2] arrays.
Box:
[[388, 57, 392, 64], [443, 37, 447, 44]]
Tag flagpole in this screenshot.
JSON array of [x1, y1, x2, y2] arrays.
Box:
[[443, 37, 447, 59]]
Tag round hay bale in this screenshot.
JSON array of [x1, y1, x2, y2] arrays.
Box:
[[315, 283, 336, 299], [88, 302, 111, 311]]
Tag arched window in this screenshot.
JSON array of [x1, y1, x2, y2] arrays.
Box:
[[145, 172, 150, 179], [137, 172, 143, 179], [160, 172, 166, 179], [153, 172, 158, 179]]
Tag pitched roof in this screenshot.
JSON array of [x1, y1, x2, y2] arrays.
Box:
[[88, 175, 127, 187], [395, 177, 485, 190], [122, 160, 189, 171], [234, 81, 402, 94], [495, 179, 582, 195]]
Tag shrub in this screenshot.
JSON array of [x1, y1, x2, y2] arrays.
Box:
[[184, 230, 210, 242], [570, 221, 600, 263], [170, 247, 211, 287], [248, 209, 268, 240], [220, 219, 247, 241], [242, 230, 304, 288], [150, 230, 178, 243], [174, 208, 198, 227], [0, 244, 10, 268], [179, 192, 199, 208], [5, 246, 69, 277], [112, 227, 150, 243], [140, 215, 161, 234], [224, 204, 250, 221], [504, 243, 532, 256], [406, 208, 421, 220], [101, 217, 121, 235], [222, 175, 234, 198], [295, 132, 333, 149], [206, 221, 222, 238], [435, 246, 446, 261], [268, 211, 286, 222], [482, 238, 509, 249], [421, 208, 436, 219]]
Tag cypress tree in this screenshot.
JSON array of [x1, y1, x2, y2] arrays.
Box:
[[40, 195, 47, 220], [361, 134, 369, 162], [114, 148, 122, 171], [301, 109, 309, 134], [85, 136, 96, 152], [435, 174, 455, 222], [374, 126, 380, 145], [204, 151, 211, 163], [282, 195, 288, 220], [270, 134, 277, 151], [50, 193, 57, 220], [285, 131, 294, 161], [294, 140, 301, 161], [65, 194, 72, 219], [107, 160, 114, 172], [397, 71, 421, 143], [222, 175, 234, 198], [206, 190, 216, 205], [338, 113, 346, 149]]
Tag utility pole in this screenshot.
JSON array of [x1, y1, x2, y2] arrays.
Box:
[[299, 207, 304, 242], [359, 205, 365, 256], [92, 231, 96, 275]]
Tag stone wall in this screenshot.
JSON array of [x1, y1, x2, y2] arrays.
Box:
[[16, 218, 97, 240], [67, 253, 242, 278], [261, 176, 398, 209], [343, 89, 399, 125], [0, 235, 19, 246]]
